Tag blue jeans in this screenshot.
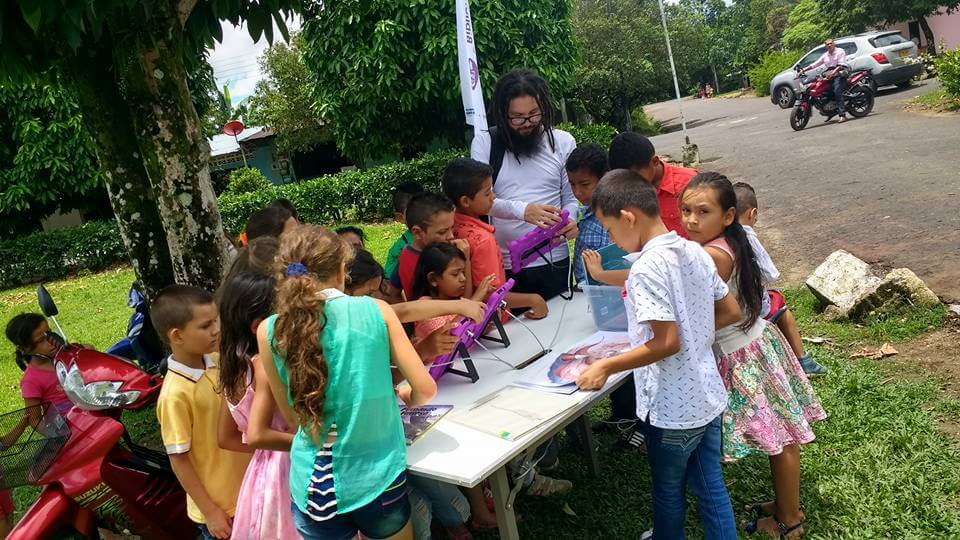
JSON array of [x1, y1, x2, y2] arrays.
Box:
[[291, 473, 411, 540], [196, 524, 215, 540], [408, 476, 470, 538], [641, 415, 737, 540], [832, 76, 847, 116]]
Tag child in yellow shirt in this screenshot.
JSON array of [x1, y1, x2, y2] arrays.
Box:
[[153, 285, 251, 539]]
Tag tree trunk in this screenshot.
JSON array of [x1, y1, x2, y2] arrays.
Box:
[[918, 16, 936, 56], [112, 10, 230, 293], [711, 64, 720, 94], [62, 46, 175, 301], [622, 99, 633, 132]]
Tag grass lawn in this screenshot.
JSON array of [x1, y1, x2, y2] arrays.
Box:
[[907, 88, 960, 112], [1, 222, 958, 537]]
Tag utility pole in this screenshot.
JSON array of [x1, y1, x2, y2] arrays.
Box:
[[656, 0, 699, 167]]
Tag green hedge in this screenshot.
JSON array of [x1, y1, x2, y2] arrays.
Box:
[[557, 122, 618, 149], [749, 50, 804, 97], [218, 148, 464, 233], [0, 221, 127, 289], [629, 108, 662, 136], [226, 167, 271, 194], [1, 127, 622, 290], [218, 126, 618, 233], [936, 47, 960, 98]]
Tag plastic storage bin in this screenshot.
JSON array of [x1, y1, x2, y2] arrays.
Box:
[[584, 243, 631, 285], [582, 283, 629, 331]]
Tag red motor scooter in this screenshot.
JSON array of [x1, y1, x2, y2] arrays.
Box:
[[789, 65, 875, 130], [3, 285, 194, 539]]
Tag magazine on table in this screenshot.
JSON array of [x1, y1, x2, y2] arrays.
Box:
[[513, 331, 631, 394], [400, 404, 453, 445]]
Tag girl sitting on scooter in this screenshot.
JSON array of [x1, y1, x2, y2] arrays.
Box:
[[5, 313, 72, 415], [2, 313, 75, 536]]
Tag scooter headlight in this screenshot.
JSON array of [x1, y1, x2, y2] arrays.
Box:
[[56, 362, 141, 410]]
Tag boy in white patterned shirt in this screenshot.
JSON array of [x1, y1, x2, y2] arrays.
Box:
[[576, 169, 741, 540]]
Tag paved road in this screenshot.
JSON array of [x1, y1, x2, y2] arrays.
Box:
[[644, 80, 960, 301]]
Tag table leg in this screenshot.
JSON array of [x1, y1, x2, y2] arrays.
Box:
[[574, 414, 601, 478], [489, 466, 520, 540]]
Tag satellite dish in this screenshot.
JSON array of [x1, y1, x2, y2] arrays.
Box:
[[222, 120, 245, 137]]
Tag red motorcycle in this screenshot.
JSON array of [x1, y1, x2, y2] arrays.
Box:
[[789, 65, 875, 130], [2, 286, 193, 539]]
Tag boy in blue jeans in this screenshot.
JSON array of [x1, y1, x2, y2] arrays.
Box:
[[576, 169, 741, 540]]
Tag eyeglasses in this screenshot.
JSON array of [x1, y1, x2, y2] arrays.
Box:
[[508, 112, 543, 127]]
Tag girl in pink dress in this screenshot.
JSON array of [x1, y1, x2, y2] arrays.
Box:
[[681, 172, 826, 539], [217, 272, 301, 540]]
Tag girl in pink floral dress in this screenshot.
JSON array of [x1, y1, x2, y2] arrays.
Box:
[[217, 272, 301, 540], [680, 172, 827, 539]]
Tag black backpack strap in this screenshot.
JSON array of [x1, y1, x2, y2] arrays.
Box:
[[488, 126, 506, 186]]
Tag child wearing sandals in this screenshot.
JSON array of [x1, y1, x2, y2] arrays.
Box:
[[680, 172, 827, 538]]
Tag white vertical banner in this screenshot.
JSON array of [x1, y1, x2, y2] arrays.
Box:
[[456, 0, 488, 133]]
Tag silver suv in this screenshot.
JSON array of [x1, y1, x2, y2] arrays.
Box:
[[769, 31, 921, 108]]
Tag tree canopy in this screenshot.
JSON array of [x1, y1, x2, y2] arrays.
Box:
[[0, 75, 101, 222], [0, 0, 300, 297], [249, 33, 330, 155], [300, 0, 577, 162], [819, 0, 960, 53], [781, 0, 832, 51]]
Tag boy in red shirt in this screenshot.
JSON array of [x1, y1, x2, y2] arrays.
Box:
[[390, 192, 473, 300], [442, 158, 548, 319], [608, 132, 697, 238]]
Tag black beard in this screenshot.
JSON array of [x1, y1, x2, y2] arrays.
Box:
[[508, 126, 543, 158]]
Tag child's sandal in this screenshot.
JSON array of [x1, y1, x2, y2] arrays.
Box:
[[744, 515, 804, 539], [745, 502, 774, 519]]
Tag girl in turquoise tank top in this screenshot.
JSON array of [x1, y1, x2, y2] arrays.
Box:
[[258, 225, 437, 540]]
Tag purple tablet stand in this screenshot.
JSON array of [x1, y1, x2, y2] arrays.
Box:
[[507, 210, 570, 273], [428, 279, 515, 383]]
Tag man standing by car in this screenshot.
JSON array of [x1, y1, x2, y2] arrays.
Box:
[[471, 69, 579, 301], [800, 39, 849, 122]]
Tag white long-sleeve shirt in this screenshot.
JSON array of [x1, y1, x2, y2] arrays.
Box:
[[470, 128, 578, 269]]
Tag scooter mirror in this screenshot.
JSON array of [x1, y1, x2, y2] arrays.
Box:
[[37, 285, 59, 317]]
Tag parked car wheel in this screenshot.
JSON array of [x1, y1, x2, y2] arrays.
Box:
[[775, 85, 796, 109]]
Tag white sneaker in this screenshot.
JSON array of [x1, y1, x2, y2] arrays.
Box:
[[640, 529, 654, 540]]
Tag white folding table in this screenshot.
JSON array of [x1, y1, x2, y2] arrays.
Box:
[[405, 292, 630, 539]]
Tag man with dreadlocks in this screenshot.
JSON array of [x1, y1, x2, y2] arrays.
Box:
[[470, 68, 579, 302], [469, 69, 578, 499]]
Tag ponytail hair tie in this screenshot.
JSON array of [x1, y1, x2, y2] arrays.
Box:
[[286, 262, 308, 277]]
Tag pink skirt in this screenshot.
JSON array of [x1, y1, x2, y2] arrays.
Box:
[[717, 322, 827, 460], [230, 448, 302, 540]]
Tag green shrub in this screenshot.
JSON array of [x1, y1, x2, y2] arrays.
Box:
[[217, 148, 464, 234], [749, 50, 804, 97], [935, 47, 960, 98], [557, 122, 618, 148], [629, 107, 662, 136], [0, 221, 127, 289], [226, 167, 271, 194]]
